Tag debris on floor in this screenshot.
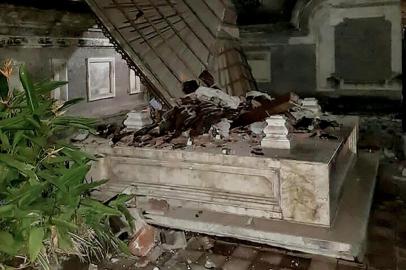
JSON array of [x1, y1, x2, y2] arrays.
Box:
[[71, 129, 90, 142], [160, 230, 187, 251], [128, 224, 158, 257]]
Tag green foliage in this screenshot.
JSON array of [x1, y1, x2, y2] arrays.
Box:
[[0, 63, 133, 269]]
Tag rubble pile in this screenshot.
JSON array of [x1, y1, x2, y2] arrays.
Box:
[[99, 71, 340, 150]]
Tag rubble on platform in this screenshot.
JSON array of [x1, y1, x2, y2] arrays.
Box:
[[94, 71, 341, 150]]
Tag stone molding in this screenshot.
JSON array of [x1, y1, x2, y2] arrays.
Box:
[[0, 34, 113, 48]]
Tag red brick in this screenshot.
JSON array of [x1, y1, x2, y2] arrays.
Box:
[[128, 224, 157, 257]]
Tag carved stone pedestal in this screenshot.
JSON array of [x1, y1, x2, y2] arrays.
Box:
[[302, 98, 322, 116], [124, 110, 153, 131], [261, 115, 291, 149]]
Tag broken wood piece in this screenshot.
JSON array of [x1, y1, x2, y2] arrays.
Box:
[[198, 70, 216, 88], [182, 80, 199, 94], [232, 92, 300, 128]]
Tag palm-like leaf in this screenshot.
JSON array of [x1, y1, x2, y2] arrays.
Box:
[[0, 63, 133, 269]]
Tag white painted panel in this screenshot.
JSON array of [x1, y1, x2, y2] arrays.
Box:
[[87, 57, 115, 101], [246, 51, 271, 83], [129, 69, 142, 94], [51, 58, 69, 101]]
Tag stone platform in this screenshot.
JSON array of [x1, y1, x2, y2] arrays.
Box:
[[138, 152, 378, 261], [84, 116, 378, 259]]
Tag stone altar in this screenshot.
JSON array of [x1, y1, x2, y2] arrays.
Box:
[[84, 116, 378, 260]]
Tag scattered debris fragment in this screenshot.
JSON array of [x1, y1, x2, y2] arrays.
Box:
[[211, 118, 231, 139], [134, 257, 150, 268], [232, 92, 300, 128], [384, 148, 396, 159], [198, 69, 217, 88], [246, 90, 272, 101], [143, 198, 170, 216], [160, 230, 187, 251], [204, 258, 216, 269], [96, 123, 120, 139], [182, 80, 199, 94], [149, 98, 163, 111], [95, 70, 341, 150], [109, 216, 130, 240], [128, 224, 158, 257], [195, 86, 241, 109], [88, 263, 98, 270], [71, 129, 90, 142], [292, 117, 339, 139], [249, 121, 267, 135], [147, 246, 165, 263], [251, 147, 264, 156], [199, 236, 215, 250]]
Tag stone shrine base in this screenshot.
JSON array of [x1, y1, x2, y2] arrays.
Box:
[[135, 152, 378, 261], [84, 116, 377, 261]]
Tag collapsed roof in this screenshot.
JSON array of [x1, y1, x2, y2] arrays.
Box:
[[85, 0, 257, 106]]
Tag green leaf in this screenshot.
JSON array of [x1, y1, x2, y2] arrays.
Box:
[[28, 227, 44, 261], [52, 218, 78, 231], [0, 204, 14, 217], [59, 98, 84, 111], [0, 115, 28, 130], [109, 194, 134, 207], [53, 165, 89, 192], [0, 164, 18, 188], [71, 179, 108, 196], [19, 65, 38, 113], [0, 231, 19, 255], [42, 155, 72, 165], [118, 204, 135, 232], [57, 229, 73, 250], [12, 130, 25, 151], [15, 147, 37, 163], [0, 62, 130, 263], [0, 130, 11, 151], [24, 116, 41, 130], [0, 154, 37, 181], [22, 134, 46, 147], [61, 147, 96, 164], [34, 80, 68, 95], [16, 183, 44, 207], [81, 198, 122, 216], [116, 239, 131, 256]]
